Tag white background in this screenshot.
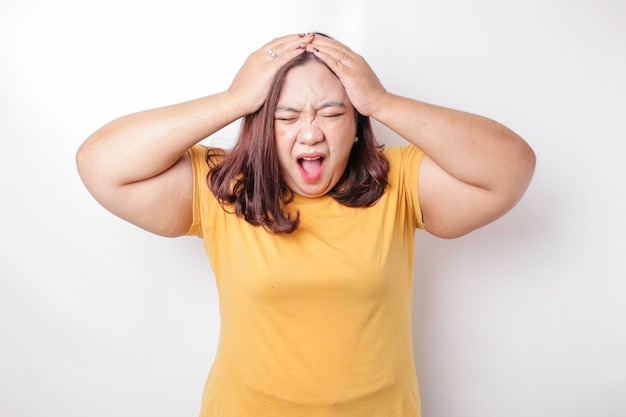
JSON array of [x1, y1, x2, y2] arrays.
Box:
[[1, 0, 625, 416]]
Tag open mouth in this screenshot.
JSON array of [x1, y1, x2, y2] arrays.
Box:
[[297, 156, 325, 182]]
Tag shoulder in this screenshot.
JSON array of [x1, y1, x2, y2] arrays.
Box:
[[383, 144, 424, 174], [187, 144, 229, 174], [382, 144, 426, 229], [188, 144, 227, 163]]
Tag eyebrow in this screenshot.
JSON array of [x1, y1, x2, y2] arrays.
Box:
[[275, 101, 346, 112]]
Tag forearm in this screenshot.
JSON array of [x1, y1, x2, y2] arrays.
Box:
[[77, 91, 243, 186], [371, 93, 535, 193]]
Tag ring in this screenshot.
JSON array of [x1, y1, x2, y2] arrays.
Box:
[[339, 52, 348, 64], [268, 49, 278, 58]]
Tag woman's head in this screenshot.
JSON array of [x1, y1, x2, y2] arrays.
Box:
[[208, 52, 389, 233], [273, 55, 357, 197]]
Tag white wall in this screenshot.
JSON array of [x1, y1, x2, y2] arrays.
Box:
[[1, 0, 624, 416]]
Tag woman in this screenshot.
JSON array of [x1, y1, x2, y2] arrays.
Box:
[[77, 33, 535, 416]]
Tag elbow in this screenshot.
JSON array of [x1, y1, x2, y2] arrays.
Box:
[[75, 139, 93, 185], [514, 139, 537, 198], [76, 124, 120, 186], [497, 132, 537, 204], [75, 130, 116, 200], [520, 138, 537, 176], [512, 127, 536, 180], [495, 142, 537, 219], [75, 134, 102, 189], [75, 140, 90, 177]]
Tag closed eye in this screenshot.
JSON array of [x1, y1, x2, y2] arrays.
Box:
[[274, 113, 298, 122]]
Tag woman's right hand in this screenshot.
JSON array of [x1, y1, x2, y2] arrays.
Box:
[[76, 34, 314, 238], [74, 34, 316, 238], [227, 33, 314, 114]]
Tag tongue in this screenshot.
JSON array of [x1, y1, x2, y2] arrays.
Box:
[[300, 158, 322, 174]]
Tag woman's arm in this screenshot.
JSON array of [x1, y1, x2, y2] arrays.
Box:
[[309, 36, 536, 238], [370, 95, 536, 238], [76, 93, 243, 237], [76, 34, 313, 237]]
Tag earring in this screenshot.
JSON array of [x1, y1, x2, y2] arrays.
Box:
[[354, 137, 359, 143]]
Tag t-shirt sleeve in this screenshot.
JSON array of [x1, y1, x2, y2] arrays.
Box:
[[185, 144, 210, 238], [386, 144, 426, 230]]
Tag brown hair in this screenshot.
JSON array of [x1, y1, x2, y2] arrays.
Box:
[[207, 52, 389, 234]]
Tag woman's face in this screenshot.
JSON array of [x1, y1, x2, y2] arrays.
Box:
[[274, 60, 357, 198]]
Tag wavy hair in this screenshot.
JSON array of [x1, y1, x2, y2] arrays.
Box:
[[207, 52, 389, 234]]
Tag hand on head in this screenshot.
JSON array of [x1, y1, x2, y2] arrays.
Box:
[[228, 33, 314, 115], [306, 35, 388, 117], [229, 33, 387, 118]]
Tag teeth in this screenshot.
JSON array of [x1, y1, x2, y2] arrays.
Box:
[[301, 157, 321, 161]]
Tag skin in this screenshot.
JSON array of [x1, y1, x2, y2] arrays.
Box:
[[76, 33, 535, 239], [274, 61, 357, 198], [306, 36, 536, 237]]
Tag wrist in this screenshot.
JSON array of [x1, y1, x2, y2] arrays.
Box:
[[367, 91, 394, 120], [224, 89, 264, 118], [208, 91, 252, 121]]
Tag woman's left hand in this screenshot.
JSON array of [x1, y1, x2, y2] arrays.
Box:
[[307, 36, 387, 117]]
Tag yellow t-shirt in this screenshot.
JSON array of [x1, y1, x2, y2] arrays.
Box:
[[187, 144, 425, 417]]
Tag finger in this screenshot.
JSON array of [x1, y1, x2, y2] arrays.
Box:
[[310, 35, 351, 56], [307, 38, 354, 70], [262, 33, 314, 62], [307, 43, 351, 72], [261, 33, 309, 51]]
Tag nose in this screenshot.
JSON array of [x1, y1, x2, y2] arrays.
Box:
[[296, 117, 324, 146]]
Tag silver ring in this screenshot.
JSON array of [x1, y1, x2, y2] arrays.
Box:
[[268, 49, 278, 58], [339, 52, 348, 63]]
